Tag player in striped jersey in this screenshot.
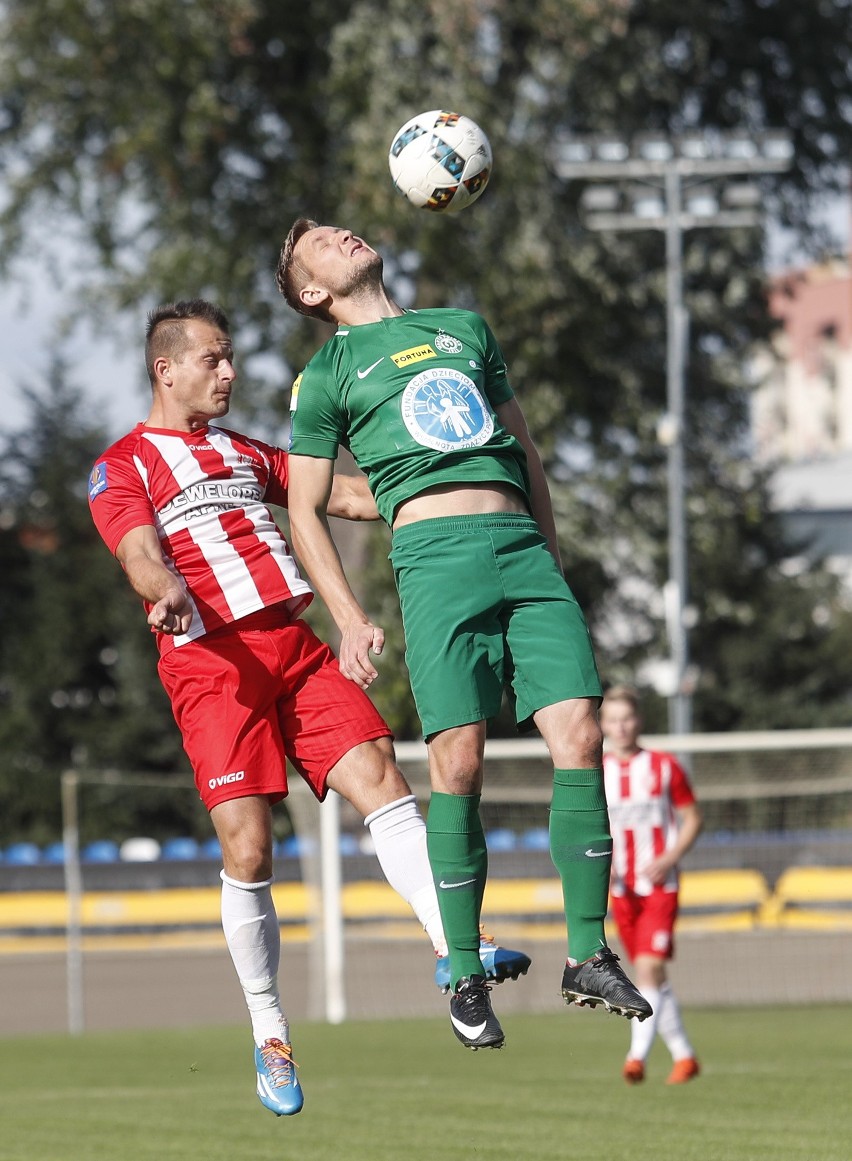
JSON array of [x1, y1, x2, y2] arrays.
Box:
[[601, 685, 703, 1085], [89, 299, 529, 1116]]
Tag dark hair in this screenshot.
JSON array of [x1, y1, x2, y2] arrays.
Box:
[[275, 218, 333, 322], [145, 299, 231, 385]]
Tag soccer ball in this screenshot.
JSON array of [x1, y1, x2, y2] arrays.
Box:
[[388, 110, 492, 213]]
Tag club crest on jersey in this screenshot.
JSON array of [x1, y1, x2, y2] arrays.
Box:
[[401, 368, 493, 452], [88, 462, 108, 501], [434, 331, 463, 355]]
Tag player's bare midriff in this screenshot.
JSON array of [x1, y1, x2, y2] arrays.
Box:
[[392, 482, 528, 529]]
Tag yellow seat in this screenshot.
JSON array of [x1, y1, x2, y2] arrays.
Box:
[[767, 866, 852, 930], [677, 868, 770, 931]]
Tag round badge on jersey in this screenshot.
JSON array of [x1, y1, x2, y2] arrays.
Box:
[[434, 332, 463, 354], [401, 368, 494, 452]]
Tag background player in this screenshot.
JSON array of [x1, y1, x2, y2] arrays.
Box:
[[277, 220, 651, 1052], [601, 685, 703, 1084], [88, 298, 529, 1115]]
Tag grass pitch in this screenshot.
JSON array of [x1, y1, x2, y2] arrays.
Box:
[[0, 1005, 849, 1161]]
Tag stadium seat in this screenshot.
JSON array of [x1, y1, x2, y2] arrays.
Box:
[[485, 828, 518, 852], [3, 842, 41, 865], [764, 866, 852, 930], [82, 840, 120, 863], [339, 833, 360, 856], [41, 841, 68, 864], [119, 837, 161, 862], [677, 868, 771, 931], [160, 837, 201, 861], [200, 836, 223, 860], [520, 827, 550, 851], [277, 835, 317, 858]]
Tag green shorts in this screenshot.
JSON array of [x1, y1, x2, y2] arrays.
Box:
[[389, 513, 602, 739]]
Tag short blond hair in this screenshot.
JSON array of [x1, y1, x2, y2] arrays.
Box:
[[601, 684, 642, 713]]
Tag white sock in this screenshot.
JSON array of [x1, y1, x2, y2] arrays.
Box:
[[363, 795, 447, 955], [220, 871, 289, 1047], [656, 982, 695, 1061], [628, 986, 661, 1062]]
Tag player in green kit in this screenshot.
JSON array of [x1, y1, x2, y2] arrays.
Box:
[[276, 220, 651, 1050]]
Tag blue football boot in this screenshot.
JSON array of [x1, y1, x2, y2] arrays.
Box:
[[435, 931, 532, 993], [255, 1038, 304, 1116]]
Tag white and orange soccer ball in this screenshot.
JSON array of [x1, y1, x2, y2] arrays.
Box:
[[388, 110, 492, 213]]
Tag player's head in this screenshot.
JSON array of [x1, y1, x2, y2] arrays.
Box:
[[145, 299, 231, 387], [600, 684, 643, 751], [275, 219, 383, 323]]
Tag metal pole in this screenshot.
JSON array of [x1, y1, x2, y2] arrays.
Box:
[[664, 166, 692, 735], [319, 790, 346, 1023], [61, 770, 85, 1035]]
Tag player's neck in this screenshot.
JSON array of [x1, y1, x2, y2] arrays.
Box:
[[607, 743, 642, 761], [334, 285, 404, 327], [143, 405, 211, 434]]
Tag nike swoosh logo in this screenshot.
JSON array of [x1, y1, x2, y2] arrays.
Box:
[[439, 878, 476, 889], [585, 849, 610, 858], [356, 357, 385, 379], [450, 1013, 487, 1038]]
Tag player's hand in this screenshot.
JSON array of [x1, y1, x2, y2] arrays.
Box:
[[147, 589, 194, 636], [642, 855, 675, 886], [338, 621, 384, 689]]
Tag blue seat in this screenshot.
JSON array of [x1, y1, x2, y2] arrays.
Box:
[[520, 827, 550, 851], [339, 833, 360, 856], [4, 841, 41, 865], [277, 835, 317, 858], [200, 836, 223, 860], [160, 837, 200, 861], [82, 840, 120, 863], [42, 841, 68, 864], [486, 828, 517, 852]]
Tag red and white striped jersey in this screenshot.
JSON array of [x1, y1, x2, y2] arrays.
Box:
[[88, 423, 313, 648], [603, 748, 696, 896]]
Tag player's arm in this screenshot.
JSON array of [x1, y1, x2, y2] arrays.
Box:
[[287, 454, 384, 689], [115, 525, 193, 636], [645, 801, 704, 885], [327, 472, 379, 521], [494, 395, 562, 569]]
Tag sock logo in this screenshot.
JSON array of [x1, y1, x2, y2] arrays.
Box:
[[439, 878, 476, 889], [584, 848, 610, 858]]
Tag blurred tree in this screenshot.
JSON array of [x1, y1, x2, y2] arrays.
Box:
[[0, 362, 204, 844], [0, 0, 850, 738]]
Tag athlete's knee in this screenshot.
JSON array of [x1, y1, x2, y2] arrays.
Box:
[[220, 840, 273, 884], [327, 736, 412, 816]]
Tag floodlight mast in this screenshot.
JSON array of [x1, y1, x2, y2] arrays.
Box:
[[555, 130, 793, 734]]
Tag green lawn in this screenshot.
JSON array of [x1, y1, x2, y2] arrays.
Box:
[[1, 1006, 850, 1161]]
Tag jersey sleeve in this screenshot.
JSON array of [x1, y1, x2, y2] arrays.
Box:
[[87, 448, 156, 554], [668, 755, 697, 808], [478, 316, 515, 408], [288, 361, 346, 459], [241, 434, 290, 508]]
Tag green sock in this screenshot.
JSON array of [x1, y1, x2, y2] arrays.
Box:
[[426, 792, 487, 990], [549, 768, 612, 963]]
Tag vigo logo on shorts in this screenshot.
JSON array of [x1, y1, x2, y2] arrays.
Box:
[[400, 367, 493, 453]]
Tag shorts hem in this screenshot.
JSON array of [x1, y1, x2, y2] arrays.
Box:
[[311, 726, 394, 799]]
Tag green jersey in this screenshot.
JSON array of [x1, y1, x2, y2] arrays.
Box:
[[288, 308, 530, 525]]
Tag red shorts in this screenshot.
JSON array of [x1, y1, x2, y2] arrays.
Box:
[[157, 608, 391, 811], [610, 888, 679, 961]]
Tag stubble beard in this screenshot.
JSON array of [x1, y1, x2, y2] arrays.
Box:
[[341, 251, 384, 299]]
